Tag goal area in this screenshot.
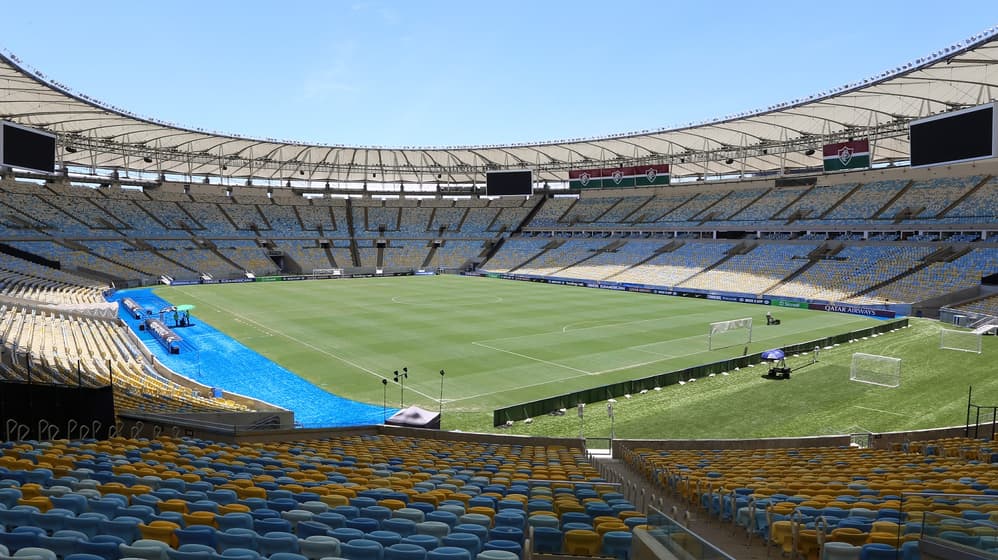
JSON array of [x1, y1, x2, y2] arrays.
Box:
[[708, 317, 752, 350], [850, 353, 901, 388], [940, 328, 982, 354]]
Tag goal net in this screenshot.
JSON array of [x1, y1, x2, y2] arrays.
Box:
[[940, 328, 982, 354], [850, 353, 901, 388], [312, 268, 342, 276], [708, 317, 752, 350]]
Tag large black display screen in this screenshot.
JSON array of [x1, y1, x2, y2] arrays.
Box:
[[486, 170, 533, 196], [1, 121, 56, 173], [910, 104, 996, 167]]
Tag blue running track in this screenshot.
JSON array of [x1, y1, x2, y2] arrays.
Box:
[[108, 288, 393, 427]]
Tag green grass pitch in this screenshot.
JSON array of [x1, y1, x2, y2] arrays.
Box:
[[155, 275, 997, 439]]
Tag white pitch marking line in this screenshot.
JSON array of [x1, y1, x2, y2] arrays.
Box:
[[852, 405, 905, 417], [392, 295, 503, 305], [630, 347, 676, 358], [446, 370, 592, 403], [590, 356, 678, 375], [562, 320, 622, 333], [555, 315, 711, 337], [173, 289, 441, 403], [471, 341, 595, 375], [471, 342, 676, 378], [498, 310, 728, 346]]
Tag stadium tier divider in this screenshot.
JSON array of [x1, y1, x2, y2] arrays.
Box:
[[492, 318, 908, 425]]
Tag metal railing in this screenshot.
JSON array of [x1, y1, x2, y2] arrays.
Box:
[[905, 492, 998, 558], [644, 505, 736, 560]]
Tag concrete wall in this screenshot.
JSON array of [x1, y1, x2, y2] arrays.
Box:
[[613, 422, 996, 456], [118, 411, 297, 441], [615, 434, 851, 455]]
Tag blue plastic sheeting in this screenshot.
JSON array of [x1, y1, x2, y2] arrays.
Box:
[[108, 288, 394, 427]]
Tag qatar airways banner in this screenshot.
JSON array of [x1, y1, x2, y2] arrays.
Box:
[[808, 302, 895, 318]]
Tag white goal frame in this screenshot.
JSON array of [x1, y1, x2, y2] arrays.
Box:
[[940, 328, 982, 354], [708, 317, 753, 350], [312, 268, 342, 276], [850, 353, 901, 388]]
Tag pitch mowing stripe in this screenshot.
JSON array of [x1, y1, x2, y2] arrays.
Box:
[[156, 276, 881, 411]]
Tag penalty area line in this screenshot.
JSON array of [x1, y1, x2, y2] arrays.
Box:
[[446, 371, 593, 404], [471, 341, 596, 375], [852, 405, 905, 417]]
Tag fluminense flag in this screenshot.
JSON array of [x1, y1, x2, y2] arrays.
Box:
[[568, 168, 603, 189], [569, 165, 670, 188], [823, 139, 870, 171], [635, 164, 670, 187]]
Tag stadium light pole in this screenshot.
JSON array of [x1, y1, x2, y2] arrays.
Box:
[[607, 400, 615, 442], [394, 368, 408, 407], [382, 378, 388, 423], [438, 370, 445, 417]]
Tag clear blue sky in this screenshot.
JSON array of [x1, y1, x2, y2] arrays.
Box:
[[2, 1, 995, 147]]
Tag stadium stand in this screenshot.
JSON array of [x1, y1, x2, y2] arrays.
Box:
[[428, 240, 484, 270], [0, 254, 106, 305], [880, 175, 982, 221], [6, 29, 998, 560], [295, 201, 341, 233], [382, 240, 430, 270], [0, 434, 649, 557], [515, 239, 610, 276], [527, 197, 575, 228], [428, 204, 468, 234], [478, 237, 551, 273], [557, 240, 662, 280], [626, 191, 695, 223], [728, 184, 810, 225], [623, 435, 998, 559], [774, 182, 857, 223], [678, 243, 817, 295], [952, 293, 998, 317], [0, 306, 249, 414], [259, 202, 305, 233], [766, 245, 935, 303], [458, 204, 501, 236], [697, 186, 770, 224], [941, 175, 998, 223], [589, 195, 651, 226], [561, 196, 621, 225], [0, 170, 995, 306], [355, 241, 379, 268], [860, 247, 998, 303], [608, 242, 736, 287], [812, 180, 909, 222]]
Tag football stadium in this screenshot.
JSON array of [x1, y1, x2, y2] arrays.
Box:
[[1, 12, 998, 560]]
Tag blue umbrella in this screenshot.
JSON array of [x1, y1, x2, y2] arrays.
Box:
[[761, 349, 785, 361]]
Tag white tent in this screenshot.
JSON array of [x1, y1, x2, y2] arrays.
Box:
[[386, 406, 441, 430]]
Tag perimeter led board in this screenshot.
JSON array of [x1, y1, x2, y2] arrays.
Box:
[[0, 121, 56, 174], [909, 103, 997, 167], [486, 170, 533, 196]]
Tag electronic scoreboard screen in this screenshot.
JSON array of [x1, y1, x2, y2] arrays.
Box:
[[1, 121, 56, 174], [486, 170, 533, 196], [909, 103, 996, 167]]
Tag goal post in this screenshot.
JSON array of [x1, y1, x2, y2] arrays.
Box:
[[708, 317, 753, 351], [850, 353, 901, 388], [940, 328, 982, 354]]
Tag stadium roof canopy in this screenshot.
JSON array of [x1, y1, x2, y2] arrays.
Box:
[[1, 27, 997, 185]]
